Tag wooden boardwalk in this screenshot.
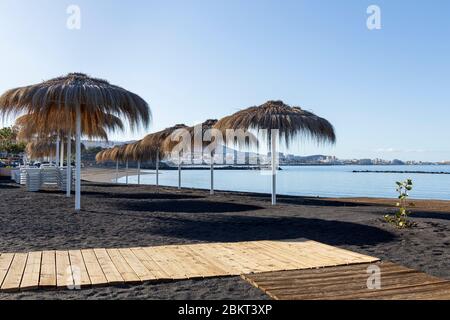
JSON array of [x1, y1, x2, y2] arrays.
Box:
[[242, 261, 450, 300], [0, 240, 378, 292]]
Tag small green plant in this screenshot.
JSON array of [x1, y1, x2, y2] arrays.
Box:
[[384, 179, 416, 228]]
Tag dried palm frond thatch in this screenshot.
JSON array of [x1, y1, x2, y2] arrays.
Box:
[[215, 100, 336, 205], [161, 120, 218, 156], [0, 73, 151, 131], [0, 73, 151, 211], [122, 140, 145, 162], [95, 149, 113, 163], [108, 144, 128, 162], [139, 124, 188, 162], [15, 113, 124, 142], [214, 100, 336, 147]]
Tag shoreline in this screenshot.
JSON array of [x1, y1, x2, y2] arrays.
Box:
[[81, 168, 450, 208]]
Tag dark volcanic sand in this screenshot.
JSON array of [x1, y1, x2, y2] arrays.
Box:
[[1, 178, 450, 300]]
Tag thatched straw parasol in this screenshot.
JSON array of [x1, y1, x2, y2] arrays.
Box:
[[139, 124, 188, 187], [95, 149, 109, 163], [215, 100, 336, 205], [0, 73, 151, 211], [161, 121, 218, 190], [15, 113, 124, 142], [96, 144, 130, 184], [123, 141, 146, 184], [188, 119, 218, 194]]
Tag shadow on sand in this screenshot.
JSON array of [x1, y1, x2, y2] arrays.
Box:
[[117, 200, 264, 213], [409, 211, 450, 222], [237, 192, 378, 208], [140, 215, 397, 246], [82, 182, 132, 188], [0, 184, 20, 189], [82, 191, 205, 200], [36, 190, 204, 201]]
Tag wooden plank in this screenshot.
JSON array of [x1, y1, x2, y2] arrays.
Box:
[[68, 250, 91, 288], [20, 251, 42, 290], [308, 279, 450, 300], [39, 251, 56, 288], [182, 244, 236, 276], [106, 249, 140, 283], [304, 241, 378, 263], [245, 262, 406, 284], [118, 248, 155, 281], [93, 248, 124, 284], [255, 243, 342, 271], [177, 245, 229, 277], [269, 240, 349, 266], [258, 241, 326, 268], [373, 284, 450, 300], [159, 245, 216, 279], [81, 249, 107, 286], [130, 247, 171, 280], [0, 240, 393, 293], [1, 253, 27, 292], [186, 243, 249, 274], [240, 242, 302, 270], [243, 262, 450, 300], [267, 240, 377, 267], [261, 271, 436, 294], [233, 241, 300, 273], [143, 246, 191, 280], [56, 251, 74, 288], [280, 282, 450, 300], [221, 243, 273, 273], [0, 253, 15, 288]]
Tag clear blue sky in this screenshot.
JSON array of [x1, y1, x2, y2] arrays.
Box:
[[1, 0, 449, 161]]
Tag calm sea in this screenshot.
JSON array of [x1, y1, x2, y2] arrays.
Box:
[[121, 165, 450, 200]]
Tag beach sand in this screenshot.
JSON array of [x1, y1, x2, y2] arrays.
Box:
[[1, 170, 449, 300]]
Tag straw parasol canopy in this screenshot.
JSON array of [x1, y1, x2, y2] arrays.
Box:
[[161, 120, 218, 158], [0, 72, 151, 211], [215, 100, 336, 205], [15, 113, 124, 142], [123, 141, 144, 162], [214, 100, 336, 147], [139, 124, 188, 162], [95, 145, 126, 163], [0, 73, 151, 130], [95, 149, 108, 163], [106, 144, 129, 162]]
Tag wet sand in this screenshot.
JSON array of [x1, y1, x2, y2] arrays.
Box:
[[1, 173, 449, 300]]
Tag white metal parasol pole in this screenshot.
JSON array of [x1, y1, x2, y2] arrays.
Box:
[[60, 138, 64, 167], [55, 135, 60, 167], [125, 160, 129, 185], [66, 132, 72, 197], [75, 105, 81, 211], [137, 160, 141, 185], [115, 159, 119, 183], [271, 130, 277, 205], [156, 150, 159, 187], [210, 152, 214, 195], [178, 155, 181, 190]]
